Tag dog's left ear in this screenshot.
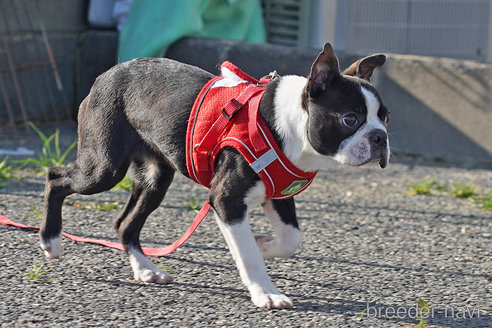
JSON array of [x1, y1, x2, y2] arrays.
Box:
[[343, 54, 386, 81], [306, 43, 341, 98]]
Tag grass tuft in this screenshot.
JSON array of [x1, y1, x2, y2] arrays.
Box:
[[478, 188, 492, 210], [407, 178, 445, 195], [112, 175, 133, 191], [15, 122, 77, 173], [64, 200, 123, 211], [27, 202, 44, 219], [157, 263, 174, 274], [186, 197, 203, 211], [450, 181, 479, 199], [0, 157, 18, 187], [408, 178, 491, 211], [27, 262, 53, 281]]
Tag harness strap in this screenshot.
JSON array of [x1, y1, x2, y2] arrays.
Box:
[[0, 201, 211, 257], [194, 84, 265, 172], [248, 92, 268, 152]]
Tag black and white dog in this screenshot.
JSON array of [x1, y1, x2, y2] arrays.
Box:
[[40, 43, 390, 309]]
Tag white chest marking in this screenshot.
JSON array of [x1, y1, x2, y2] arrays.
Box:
[[273, 76, 332, 171]]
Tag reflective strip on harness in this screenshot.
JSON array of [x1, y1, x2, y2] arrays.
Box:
[[250, 149, 277, 174]]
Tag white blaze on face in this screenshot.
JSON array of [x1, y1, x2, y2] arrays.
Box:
[[361, 87, 385, 131], [333, 86, 389, 166]]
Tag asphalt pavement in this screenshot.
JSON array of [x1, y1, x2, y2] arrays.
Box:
[[0, 126, 491, 327]]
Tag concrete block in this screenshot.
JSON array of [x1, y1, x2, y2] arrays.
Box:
[[167, 38, 370, 78], [375, 55, 492, 164]]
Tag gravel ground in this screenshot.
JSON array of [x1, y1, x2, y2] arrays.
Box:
[[0, 125, 491, 327]]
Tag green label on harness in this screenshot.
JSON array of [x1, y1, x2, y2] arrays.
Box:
[[281, 180, 308, 195]]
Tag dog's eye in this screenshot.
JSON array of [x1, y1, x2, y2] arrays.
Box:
[[384, 113, 391, 125], [342, 114, 358, 127]]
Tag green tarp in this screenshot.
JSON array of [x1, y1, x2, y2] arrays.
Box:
[[118, 0, 266, 62]]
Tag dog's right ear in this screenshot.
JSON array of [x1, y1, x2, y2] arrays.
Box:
[[343, 54, 386, 81], [306, 43, 341, 98]]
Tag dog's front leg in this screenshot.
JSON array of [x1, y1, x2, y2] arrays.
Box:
[[214, 211, 293, 309], [209, 149, 293, 308]]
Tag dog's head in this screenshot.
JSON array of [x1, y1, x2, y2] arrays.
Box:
[[303, 43, 390, 168]]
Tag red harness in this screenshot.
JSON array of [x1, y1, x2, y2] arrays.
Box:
[[186, 61, 317, 199], [0, 62, 317, 257]]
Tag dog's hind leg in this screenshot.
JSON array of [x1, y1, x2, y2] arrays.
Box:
[[255, 198, 301, 259], [41, 148, 131, 259], [40, 166, 73, 258], [115, 158, 175, 284]]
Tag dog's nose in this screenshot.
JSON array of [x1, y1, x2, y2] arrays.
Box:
[[369, 129, 387, 147]]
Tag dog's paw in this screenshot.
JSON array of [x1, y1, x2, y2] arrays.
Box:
[[40, 235, 62, 259], [129, 248, 172, 284], [134, 268, 173, 284], [254, 234, 276, 259], [251, 291, 293, 309], [255, 234, 299, 259]]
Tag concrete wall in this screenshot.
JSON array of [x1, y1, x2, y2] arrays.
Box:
[[375, 55, 492, 165]]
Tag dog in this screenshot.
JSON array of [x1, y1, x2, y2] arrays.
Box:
[[40, 43, 390, 309]]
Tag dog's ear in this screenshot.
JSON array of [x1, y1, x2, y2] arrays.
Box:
[[306, 43, 341, 98], [343, 54, 386, 81]]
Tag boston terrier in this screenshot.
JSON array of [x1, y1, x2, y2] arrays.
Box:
[[40, 43, 390, 309]]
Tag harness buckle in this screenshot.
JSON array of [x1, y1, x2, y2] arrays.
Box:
[[221, 99, 242, 120]]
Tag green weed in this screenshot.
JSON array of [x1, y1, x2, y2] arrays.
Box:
[[407, 178, 445, 195], [407, 298, 439, 328], [64, 200, 123, 211], [27, 262, 53, 281], [16, 122, 77, 172], [355, 308, 367, 319], [415, 298, 430, 328], [27, 202, 44, 219], [408, 178, 491, 211], [0, 157, 17, 187], [450, 181, 479, 199], [478, 188, 492, 210], [186, 197, 203, 211], [112, 175, 133, 191], [157, 263, 174, 274]]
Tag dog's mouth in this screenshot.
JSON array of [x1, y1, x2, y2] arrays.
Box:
[[359, 154, 388, 169], [376, 147, 389, 169], [379, 155, 388, 169], [334, 139, 390, 169], [365, 148, 389, 168]]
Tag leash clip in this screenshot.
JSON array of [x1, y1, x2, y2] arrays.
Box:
[[258, 70, 280, 85]]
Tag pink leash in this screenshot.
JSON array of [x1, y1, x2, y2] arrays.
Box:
[[0, 201, 211, 257]]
